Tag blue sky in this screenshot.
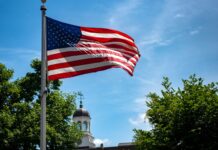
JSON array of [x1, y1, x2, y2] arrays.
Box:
[[0, 0, 218, 147]]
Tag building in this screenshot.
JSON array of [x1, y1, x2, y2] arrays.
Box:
[[73, 100, 95, 148], [73, 99, 136, 150]]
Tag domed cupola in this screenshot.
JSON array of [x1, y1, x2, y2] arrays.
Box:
[[73, 100, 90, 118], [73, 94, 95, 148]]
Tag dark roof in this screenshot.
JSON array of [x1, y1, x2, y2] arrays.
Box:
[[73, 108, 90, 118], [76, 143, 136, 150]]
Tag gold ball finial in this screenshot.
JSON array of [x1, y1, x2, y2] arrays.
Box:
[[41, 0, 47, 3]]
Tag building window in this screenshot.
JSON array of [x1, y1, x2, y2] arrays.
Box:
[[82, 121, 88, 131], [77, 121, 82, 130]]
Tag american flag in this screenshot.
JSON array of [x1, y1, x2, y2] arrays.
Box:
[[46, 17, 140, 80]]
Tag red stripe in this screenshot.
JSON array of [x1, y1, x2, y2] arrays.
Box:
[[77, 42, 138, 55], [102, 43, 135, 51], [47, 51, 137, 66], [48, 49, 127, 60], [47, 49, 137, 64], [48, 65, 133, 80], [81, 27, 134, 42], [48, 57, 134, 71], [81, 35, 137, 48], [76, 44, 140, 61]]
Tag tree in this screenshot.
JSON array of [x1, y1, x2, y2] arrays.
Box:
[[0, 59, 82, 149], [134, 75, 218, 150]]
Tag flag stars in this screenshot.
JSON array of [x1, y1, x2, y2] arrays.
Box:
[[46, 17, 82, 50]]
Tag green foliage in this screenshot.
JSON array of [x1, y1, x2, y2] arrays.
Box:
[[134, 75, 218, 150], [0, 59, 82, 149]]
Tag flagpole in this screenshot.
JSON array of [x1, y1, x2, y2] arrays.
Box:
[[40, 0, 47, 150]]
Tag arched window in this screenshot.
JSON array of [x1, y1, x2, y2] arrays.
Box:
[[77, 121, 82, 130], [82, 121, 88, 131]]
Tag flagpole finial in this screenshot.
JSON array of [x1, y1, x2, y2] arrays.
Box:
[[41, 0, 47, 4], [40, 0, 47, 11]]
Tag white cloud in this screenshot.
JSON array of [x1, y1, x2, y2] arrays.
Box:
[[128, 112, 152, 130], [106, 0, 142, 29], [129, 113, 145, 126], [141, 0, 213, 46], [190, 30, 199, 35], [189, 26, 202, 35], [131, 97, 146, 112], [139, 36, 172, 47], [0, 48, 40, 59], [138, 1, 182, 49], [174, 13, 185, 18], [128, 97, 152, 130], [94, 138, 111, 147], [139, 0, 207, 49]]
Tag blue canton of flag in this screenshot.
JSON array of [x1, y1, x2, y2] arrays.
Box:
[[47, 17, 81, 50]]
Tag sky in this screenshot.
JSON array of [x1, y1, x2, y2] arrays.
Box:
[[0, 0, 218, 147]]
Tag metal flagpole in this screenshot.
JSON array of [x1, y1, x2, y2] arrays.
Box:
[[40, 0, 47, 150]]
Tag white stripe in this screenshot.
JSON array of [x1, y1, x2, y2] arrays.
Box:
[[104, 42, 138, 51], [48, 47, 79, 55], [129, 56, 138, 63], [47, 47, 139, 62], [81, 30, 134, 43], [48, 53, 135, 67], [48, 47, 137, 58], [48, 61, 133, 76], [77, 41, 139, 58], [47, 46, 139, 59], [78, 41, 138, 51]]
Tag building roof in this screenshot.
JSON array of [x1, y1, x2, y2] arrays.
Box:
[[73, 108, 90, 118], [73, 96, 91, 118], [76, 142, 136, 150]]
